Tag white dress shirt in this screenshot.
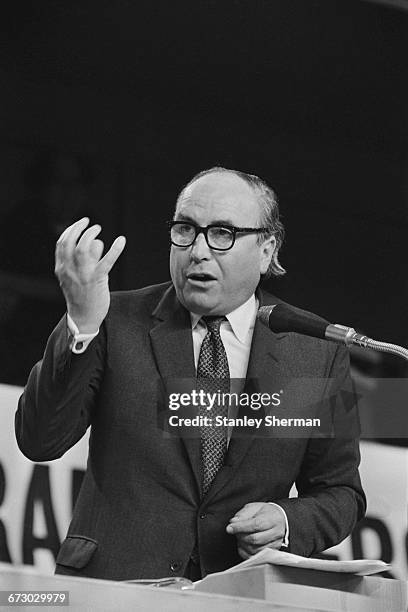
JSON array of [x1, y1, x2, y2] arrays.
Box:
[[190, 294, 256, 378]]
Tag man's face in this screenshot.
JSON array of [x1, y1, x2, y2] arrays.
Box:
[[169, 172, 275, 316]]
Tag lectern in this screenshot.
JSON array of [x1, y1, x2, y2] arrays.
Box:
[[0, 562, 406, 611], [196, 563, 407, 612]]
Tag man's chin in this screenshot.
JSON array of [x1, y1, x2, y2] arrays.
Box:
[[179, 289, 221, 316]]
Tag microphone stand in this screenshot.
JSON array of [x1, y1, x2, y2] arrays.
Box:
[[326, 325, 408, 361]]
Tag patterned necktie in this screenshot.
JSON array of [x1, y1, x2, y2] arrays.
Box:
[[197, 316, 230, 497]]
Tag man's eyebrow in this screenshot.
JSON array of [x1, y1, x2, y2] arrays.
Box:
[[174, 213, 235, 226], [174, 213, 196, 223], [211, 219, 235, 226]]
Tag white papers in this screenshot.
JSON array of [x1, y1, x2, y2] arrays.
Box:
[[223, 548, 391, 576]]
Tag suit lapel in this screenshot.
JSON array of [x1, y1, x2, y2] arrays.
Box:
[[149, 286, 202, 494], [150, 285, 196, 381]]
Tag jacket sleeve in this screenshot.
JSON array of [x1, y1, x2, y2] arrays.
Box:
[[15, 314, 106, 462], [275, 344, 366, 556]]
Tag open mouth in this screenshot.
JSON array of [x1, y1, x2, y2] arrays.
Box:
[[186, 272, 216, 283]]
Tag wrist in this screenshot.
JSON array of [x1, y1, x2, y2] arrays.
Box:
[[67, 311, 100, 334]]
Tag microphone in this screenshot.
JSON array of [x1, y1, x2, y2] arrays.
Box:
[[257, 303, 408, 360]]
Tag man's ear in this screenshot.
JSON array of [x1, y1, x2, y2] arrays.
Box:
[[259, 235, 276, 275]]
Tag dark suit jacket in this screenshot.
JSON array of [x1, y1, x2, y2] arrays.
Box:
[[15, 281, 365, 580]]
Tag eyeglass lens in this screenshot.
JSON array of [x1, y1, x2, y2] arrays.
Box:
[[171, 223, 234, 249]]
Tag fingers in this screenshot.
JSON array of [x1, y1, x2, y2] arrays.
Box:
[[236, 529, 283, 557], [55, 218, 126, 274], [229, 503, 261, 523], [226, 513, 270, 535], [56, 218, 90, 270], [240, 537, 282, 557], [238, 539, 281, 558], [57, 217, 89, 243], [90, 239, 104, 261], [98, 235, 126, 274], [238, 528, 281, 548], [76, 224, 102, 254], [56, 217, 90, 258]]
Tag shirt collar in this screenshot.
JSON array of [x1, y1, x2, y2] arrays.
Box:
[[190, 294, 257, 344]]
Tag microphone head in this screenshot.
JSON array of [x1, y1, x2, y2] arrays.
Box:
[[257, 303, 329, 339]]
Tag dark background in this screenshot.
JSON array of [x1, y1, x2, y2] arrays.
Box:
[[0, 0, 407, 384]]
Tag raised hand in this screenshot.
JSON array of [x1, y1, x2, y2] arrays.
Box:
[[55, 217, 126, 333]]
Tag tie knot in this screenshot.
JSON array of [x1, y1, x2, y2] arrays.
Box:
[[202, 316, 225, 334]]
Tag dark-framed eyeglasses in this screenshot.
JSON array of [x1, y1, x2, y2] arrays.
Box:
[[167, 220, 268, 251]]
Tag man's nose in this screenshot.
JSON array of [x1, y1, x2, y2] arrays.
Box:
[[190, 232, 211, 260]]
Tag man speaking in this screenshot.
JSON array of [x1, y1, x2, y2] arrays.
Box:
[[15, 167, 365, 581]]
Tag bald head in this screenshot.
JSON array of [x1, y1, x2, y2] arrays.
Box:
[[176, 170, 259, 220]]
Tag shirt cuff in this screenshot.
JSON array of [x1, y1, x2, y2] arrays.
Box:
[[268, 502, 289, 548], [66, 314, 99, 354]]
